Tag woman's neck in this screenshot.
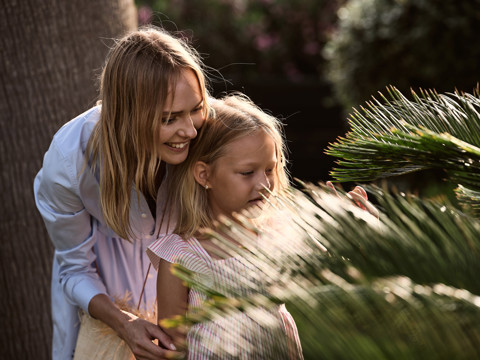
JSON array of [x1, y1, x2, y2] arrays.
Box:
[[142, 162, 166, 219]]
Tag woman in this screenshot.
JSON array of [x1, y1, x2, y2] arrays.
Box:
[[34, 26, 210, 360]]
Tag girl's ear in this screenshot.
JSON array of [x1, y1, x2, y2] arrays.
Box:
[[193, 161, 211, 188]]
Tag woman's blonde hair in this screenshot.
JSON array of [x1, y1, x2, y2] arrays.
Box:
[[86, 26, 210, 240], [168, 93, 289, 238]]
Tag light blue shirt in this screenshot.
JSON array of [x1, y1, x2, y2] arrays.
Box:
[[34, 106, 173, 359]]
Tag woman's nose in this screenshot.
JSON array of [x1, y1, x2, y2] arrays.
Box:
[[178, 114, 198, 139]]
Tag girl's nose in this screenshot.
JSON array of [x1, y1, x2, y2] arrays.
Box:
[[256, 172, 272, 191]]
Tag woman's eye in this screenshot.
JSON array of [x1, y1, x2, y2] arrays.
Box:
[[240, 171, 254, 176], [192, 106, 203, 114], [266, 168, 273, 174], [162, 117, 176, 125]]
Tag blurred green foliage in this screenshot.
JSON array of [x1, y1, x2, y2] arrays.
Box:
[[324, 0, 480, 111], [170, 88, 480, 360], [136, 0, 344, 82]]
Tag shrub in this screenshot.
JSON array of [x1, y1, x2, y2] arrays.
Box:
[[324, 0, 480, 110], [136, 0, 344, 82]]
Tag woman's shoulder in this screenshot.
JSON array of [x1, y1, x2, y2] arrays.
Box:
[[38, 106, 102, 192], [52, 105, 101, 152]]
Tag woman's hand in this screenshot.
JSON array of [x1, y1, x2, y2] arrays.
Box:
[[88, 294, 183, 360], [119, 311, 182, 360], [326, 181, 379, 219]]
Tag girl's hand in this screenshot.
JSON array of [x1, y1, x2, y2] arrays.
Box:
[[326, 181, 379, 219]]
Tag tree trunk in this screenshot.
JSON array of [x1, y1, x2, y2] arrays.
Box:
[[0, 1, 137, 358]]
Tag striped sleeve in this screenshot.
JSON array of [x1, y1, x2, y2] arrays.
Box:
[[278, 304, 304, 359], [146, 234, 210, 275]]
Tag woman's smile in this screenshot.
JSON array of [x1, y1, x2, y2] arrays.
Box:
[[165, 141, 189, 151]]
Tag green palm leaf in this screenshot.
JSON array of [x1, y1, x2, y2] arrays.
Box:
[[168, 185, 480, 359], [161, 88, 480, 359], [326, 87, 480, 210]]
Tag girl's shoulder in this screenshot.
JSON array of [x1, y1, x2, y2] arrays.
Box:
[[147, 234, 210, 274], [148, 233, 188, 258]]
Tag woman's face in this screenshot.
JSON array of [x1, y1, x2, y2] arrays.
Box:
[[158, 69, 205, 165]]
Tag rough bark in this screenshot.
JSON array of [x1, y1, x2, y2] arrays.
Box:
[[0, 1, 137, 358]]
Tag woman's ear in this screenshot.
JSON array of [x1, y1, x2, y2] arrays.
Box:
[[193, 161, 211, 188]]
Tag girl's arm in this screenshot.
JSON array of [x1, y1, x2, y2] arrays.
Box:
[[326, 181, 379, 218], [157, 259, 189, 346]]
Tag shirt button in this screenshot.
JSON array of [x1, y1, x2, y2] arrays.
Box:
[[141, 213, 147, 219]]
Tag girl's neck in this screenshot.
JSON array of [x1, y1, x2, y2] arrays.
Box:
[[194, 219, 259, 260]]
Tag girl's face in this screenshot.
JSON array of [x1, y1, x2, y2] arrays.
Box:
[[203, 130, 277, 220], [158, 69, 205, 165]]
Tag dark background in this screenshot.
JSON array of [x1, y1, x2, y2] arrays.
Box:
[[210, 78, 346, 182], [136, 0, 480, 183], [135, 0, 350, 183], [2, 0, 480, 358]]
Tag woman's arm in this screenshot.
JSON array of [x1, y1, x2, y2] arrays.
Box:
[[35, 138, 179, 359], [34, 137, 107, 309], [157, 259, 189, 346]]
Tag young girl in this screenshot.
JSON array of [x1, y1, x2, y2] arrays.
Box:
[[147, 94, 303, 359], [34, 26, 209, 359]]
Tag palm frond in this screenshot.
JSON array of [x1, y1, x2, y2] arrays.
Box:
[[286, 277, 480, 360], [326, 88, 480, 208], [169, 184, 480, 359], [455, 184, 480, 218], [295, 185, 480, 294]]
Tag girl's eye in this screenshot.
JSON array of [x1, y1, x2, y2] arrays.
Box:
[[266, 168, 273, 174], [240, 171, 254, 176], [192, 106, 203, 113]]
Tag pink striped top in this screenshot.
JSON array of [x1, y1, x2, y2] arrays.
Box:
[[147, 233, 303, 359]]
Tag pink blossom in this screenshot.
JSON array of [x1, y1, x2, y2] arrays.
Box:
[[284, 62, 303, 82], [138, 5, 153, 25], [304, 42, 319, 55], [255, 34, 278, 51]]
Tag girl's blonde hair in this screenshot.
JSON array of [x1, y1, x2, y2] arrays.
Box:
[[86, 26, 210, 240], [168, 93, 289, 238]]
